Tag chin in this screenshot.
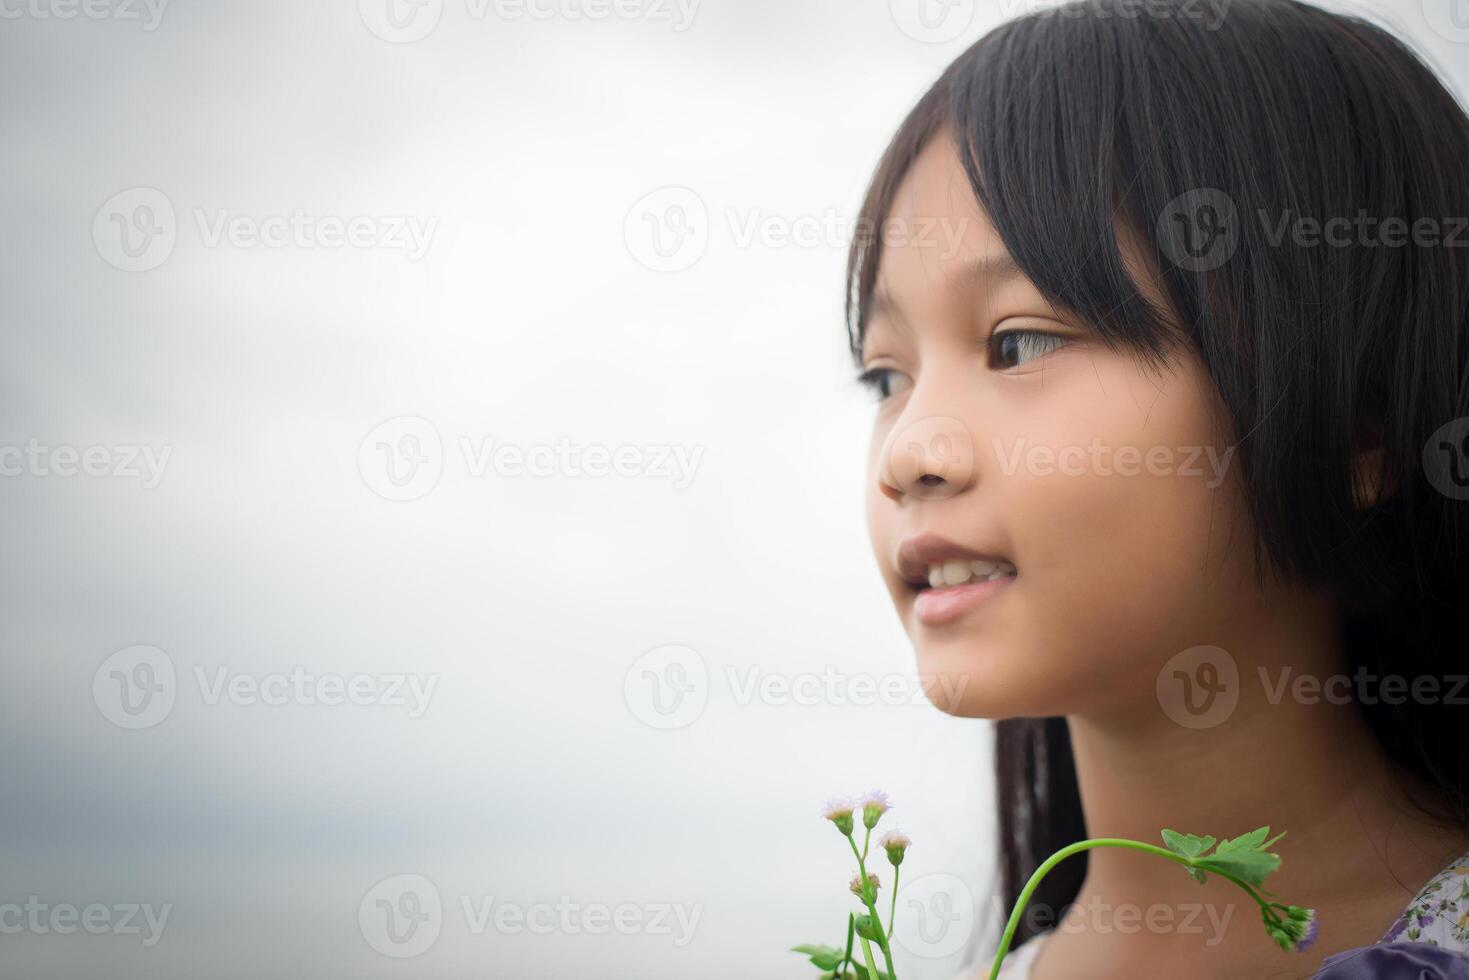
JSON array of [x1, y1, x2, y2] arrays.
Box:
[[909, 634, 1028, 718], [907, 622, 1110, 720]]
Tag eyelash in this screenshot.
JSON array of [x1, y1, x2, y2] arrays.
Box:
[[988, 328, 1069, 370], [856, 366, 906, 400], [856, 329, 1070, 401]]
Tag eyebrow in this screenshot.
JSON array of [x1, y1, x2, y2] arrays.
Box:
[[868, 252, 1029, 323]]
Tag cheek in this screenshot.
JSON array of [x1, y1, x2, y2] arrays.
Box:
[[996, 357, 1253, 680], [864, 420, 899, 585]]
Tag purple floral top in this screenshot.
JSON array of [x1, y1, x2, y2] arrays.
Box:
[[985, 852, 1469, 979], [1313, 855, 1469, 979], [1375, 857, 1469, 949]]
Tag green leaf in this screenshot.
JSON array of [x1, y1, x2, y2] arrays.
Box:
[[1214, 827, 1269, 854], [1193, 826, 1284, 886], [1161, 829, 1216, 859], [792, 944, 846, 970], [1196, 849, 1280, 886]]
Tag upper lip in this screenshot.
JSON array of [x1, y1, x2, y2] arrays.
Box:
[[895, 533, 1011, 588]]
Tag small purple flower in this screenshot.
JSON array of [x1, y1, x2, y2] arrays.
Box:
[[822, 797, 856, 837], [859, 789, 891, 830], [1295, 912, 1319, 952], [879, 830, 911, 867]]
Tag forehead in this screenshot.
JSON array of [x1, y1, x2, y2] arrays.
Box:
[[868, 130, 1175, 341], [887, 131, 993, 238], [868, 132, 1034, 331]]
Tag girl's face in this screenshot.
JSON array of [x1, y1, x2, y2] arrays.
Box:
[[864, 133, 1262, 721]]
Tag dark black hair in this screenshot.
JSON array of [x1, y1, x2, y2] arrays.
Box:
[[847, 0, 1469, 949]]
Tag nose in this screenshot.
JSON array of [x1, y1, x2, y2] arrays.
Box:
[[877, 413, 978, 502]]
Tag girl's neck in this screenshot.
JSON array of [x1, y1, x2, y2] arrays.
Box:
[[1056, 588, 1469, 965]]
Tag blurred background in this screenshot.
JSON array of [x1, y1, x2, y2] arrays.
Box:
[[0, 0, 1463, 976]]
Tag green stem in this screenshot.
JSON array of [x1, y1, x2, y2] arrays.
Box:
[[848, 834, 899, 977], [888, 865, 900, 941], [858, 934, 882, 978], [841, 912, 855, 978], [986, 838, 1270, 980]]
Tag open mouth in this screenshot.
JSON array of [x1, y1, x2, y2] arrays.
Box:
[[896, 535, 1017, 626], [920, 558, 1017, 590]]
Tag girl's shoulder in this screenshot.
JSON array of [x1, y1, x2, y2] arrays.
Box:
[[993, 932, 1050, 977], [1377, 851, 1469, 950], [954, 931, 1050, 980], [1313, 853, 1469, 979]]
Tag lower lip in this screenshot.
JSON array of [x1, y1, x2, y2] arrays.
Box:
[[913, 575, 1016, 626]]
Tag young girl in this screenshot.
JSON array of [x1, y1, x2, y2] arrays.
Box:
[[849, 1, 1469, 977]]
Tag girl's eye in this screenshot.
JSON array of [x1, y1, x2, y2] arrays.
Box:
[[988, 329, 1068, 370], [856, 367, 913, 401]]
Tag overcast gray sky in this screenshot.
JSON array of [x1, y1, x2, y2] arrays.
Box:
[[0, 1, 1463, 977]]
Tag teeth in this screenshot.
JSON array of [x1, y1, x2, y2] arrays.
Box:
[[925, 558, 1016, 587]]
